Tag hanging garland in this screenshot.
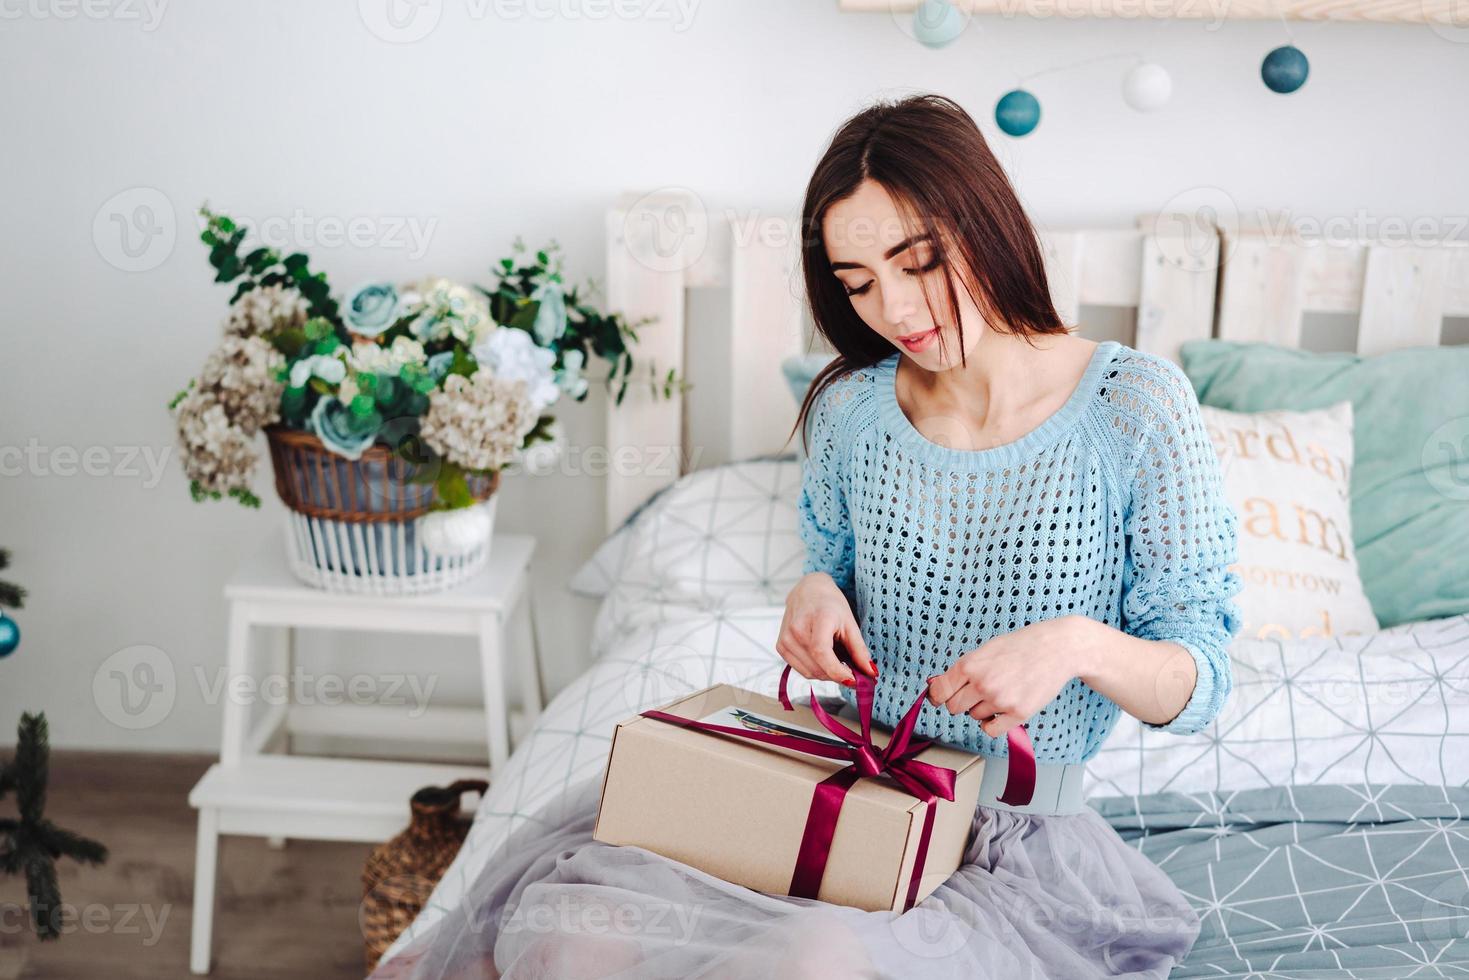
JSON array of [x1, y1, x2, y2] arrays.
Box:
[[900, 0, 1311, 138]]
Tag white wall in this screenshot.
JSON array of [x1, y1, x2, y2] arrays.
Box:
[[1, 0, 1465, 752]]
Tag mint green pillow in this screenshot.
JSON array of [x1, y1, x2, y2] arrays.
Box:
[[1180, 340, 1469, 627]]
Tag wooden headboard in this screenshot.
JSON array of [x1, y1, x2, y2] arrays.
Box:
[[603, 190, 1467, 536]]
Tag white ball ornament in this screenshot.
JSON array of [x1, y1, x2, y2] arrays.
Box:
[[1122, 62, 1172, 112], [912, 0, 967, 48], [418, 504, 493, 559]]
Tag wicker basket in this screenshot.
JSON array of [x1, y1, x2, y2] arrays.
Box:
[[265, 426, 500, 595], [360, 779, 488, 974]]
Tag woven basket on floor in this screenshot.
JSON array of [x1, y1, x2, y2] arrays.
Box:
[[361, 779, 488, 974], [265, 425, 499, 595]]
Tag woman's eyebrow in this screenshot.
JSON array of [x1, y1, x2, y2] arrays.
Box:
[[829, 233, 934, 271]]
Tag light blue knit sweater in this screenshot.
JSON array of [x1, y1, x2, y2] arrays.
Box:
[[799, 341, 1243, 764]]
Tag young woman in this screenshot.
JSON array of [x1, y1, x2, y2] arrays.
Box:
[[778, 93, 1242, 976], [374, 93, 1241, 980]]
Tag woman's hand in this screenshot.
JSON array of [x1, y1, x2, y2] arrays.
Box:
[[777, 572, 878, 686], [926, 616, 1092, 737]]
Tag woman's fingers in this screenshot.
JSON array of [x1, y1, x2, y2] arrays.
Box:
[[927, 669, 967, 706], [839, 619, 878, 679], [942, 683, 983, 716], [779, 620, 853, 685], [812, 641, 856, 686], [978, 712, 1024, 739], [776, 638, 821, 682]]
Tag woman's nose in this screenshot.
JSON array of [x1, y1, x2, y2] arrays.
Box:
[[882, 275, 921, 327]]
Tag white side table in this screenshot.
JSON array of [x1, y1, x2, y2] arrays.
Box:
[[187, 533, 542, 975]]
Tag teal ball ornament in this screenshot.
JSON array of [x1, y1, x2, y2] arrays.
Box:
[[1261, 45, 1309, 94], [0, 612, 18, 658], [995, 89, 1041, 137], [912, 0, 967, 48]]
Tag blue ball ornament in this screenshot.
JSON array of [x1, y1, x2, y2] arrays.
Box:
[[1261, 45, 1309, 94], [995, 89, 1041, 138], [0, 612, 18, 658], [912, 0, 967, 48]]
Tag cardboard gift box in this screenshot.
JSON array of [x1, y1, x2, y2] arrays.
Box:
[[592, 678, 987, 913]]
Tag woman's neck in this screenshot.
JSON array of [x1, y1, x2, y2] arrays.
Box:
[[898, 330, 1097, 444]]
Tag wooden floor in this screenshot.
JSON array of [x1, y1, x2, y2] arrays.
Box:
[[0, 751, 371, 979]]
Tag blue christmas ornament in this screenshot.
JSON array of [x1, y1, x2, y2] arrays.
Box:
[[995, 89, 1041, 137], [912, 0, 966, 48], [0, 612, 18, 658], [1261, 45, 1309, 94]]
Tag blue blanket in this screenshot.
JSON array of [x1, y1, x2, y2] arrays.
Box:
[[1095, 785, 1469, 978]]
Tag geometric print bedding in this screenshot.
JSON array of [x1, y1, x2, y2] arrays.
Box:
[[1090, 613, 1469, 797], [385, 599, 1469, 968], [385, 457, 1469, 968], [1099, 783, 1469, 978]]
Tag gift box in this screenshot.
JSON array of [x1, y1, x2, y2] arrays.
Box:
[[592, 670, 991, 912]]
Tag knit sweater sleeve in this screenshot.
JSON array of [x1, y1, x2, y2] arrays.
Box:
[[797, 379, 857, 600], [1110, 354, 1243, 736]]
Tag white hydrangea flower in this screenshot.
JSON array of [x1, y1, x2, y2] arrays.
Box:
[[419, 370, 537, 472], [197, 335, 284, 435], [174, 388, 259, 495], [410, 277, 494, 346], [471, 326, 559, 414], [348, 335, 427, 375], [223, 283, 310, 338]]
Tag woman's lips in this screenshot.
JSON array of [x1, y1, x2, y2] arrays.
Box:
[[898, 327, 938, 352]]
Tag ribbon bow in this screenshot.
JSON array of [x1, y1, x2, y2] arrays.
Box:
[[639, 653, 1038, 909]]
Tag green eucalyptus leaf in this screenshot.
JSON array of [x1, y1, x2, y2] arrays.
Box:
[[435, 464, 474, 509]]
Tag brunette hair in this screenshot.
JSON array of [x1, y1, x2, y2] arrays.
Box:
[[790, 93, 1066, 453]]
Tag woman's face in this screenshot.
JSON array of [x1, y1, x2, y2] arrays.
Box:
[[821, 178, 985, 371]]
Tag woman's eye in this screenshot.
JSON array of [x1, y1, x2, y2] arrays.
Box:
[[844, 281, 873, 297], [904, 255, 943, 277]]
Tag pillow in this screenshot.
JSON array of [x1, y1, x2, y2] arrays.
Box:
[[781, 354, 837, 460], [780, 353, 836, 407], [1085, 615, 1469, 797], [1182, 340, 1469, 627], [1200, 402, 1379, 640], [569, 460, 806, 625]]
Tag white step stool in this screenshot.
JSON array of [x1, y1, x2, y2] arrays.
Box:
[[188, 533, 541, 975]]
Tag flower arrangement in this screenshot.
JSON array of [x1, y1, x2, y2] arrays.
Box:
[[170, 206, 680, 514]]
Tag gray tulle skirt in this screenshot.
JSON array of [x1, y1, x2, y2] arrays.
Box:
[[371, 775, 1199, 980]]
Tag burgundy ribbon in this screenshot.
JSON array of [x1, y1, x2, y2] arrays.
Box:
[[638, 657, 1039, 910]]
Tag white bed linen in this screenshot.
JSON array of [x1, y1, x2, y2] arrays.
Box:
[[382, 459, 1469, 965]]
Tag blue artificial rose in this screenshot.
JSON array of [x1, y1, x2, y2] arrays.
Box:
[[309, 397, 377, 460], [531, 281, 567, 346], [427, 350, 456, 382], [289, 353, 347, 389], [344, 282, 401, 338], [555, 347, 589, 398]]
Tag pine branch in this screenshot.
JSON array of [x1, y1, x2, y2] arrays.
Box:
[[0, 549, 21, 609], [24, 848, 60, 940], [15, 714, 47, 825], [40, 823, 107, 866], [0, 580, 24, 610]]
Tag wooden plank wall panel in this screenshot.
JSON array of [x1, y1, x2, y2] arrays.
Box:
[[729, 215, 807, 461], [604, 194, 695, 535], [1135, 230, 1219, 364]]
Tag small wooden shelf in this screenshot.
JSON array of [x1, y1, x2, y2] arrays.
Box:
[[840, 0, 1458, 25]]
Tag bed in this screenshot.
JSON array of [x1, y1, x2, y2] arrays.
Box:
[[375, 193, 1469, 978]]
